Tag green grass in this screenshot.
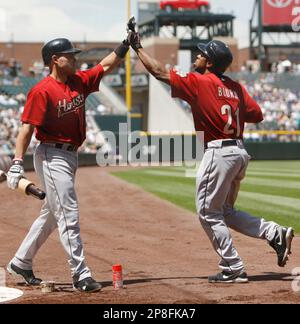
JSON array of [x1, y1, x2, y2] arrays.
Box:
[[112, 161, 300, 233]]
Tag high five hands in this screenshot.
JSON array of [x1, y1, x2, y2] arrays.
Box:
[[127, 17, 143, 51]]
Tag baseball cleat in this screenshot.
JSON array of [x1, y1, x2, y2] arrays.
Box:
[[269, 227, 294, 267], [73, 277, 102, 293], [7, 262, 42, 286], [208, 270, 248, 284]]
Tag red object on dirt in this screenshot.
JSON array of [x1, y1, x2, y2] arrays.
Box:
[[112, 264, 123, 289]]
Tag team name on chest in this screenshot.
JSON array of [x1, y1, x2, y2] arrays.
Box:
[[217, 87, 239, 100], [56, 94, 85, 118]]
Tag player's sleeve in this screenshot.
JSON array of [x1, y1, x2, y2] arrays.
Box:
[[170, 69, 199, 103], [77, 64, 104, 96], [21, 89, 48, 126], [241, 85, 263, 123]]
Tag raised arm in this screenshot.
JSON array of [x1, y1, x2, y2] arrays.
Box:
[[100, 39, 130, 76], [134, 47, 171, 85], [127, 18, 171, 85]]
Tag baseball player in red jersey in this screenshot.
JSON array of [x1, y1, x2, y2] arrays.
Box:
[[128, 27, 294, 283], [6, 37, 130, 292]]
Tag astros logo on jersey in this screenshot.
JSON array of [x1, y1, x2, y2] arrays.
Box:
[[56, 94, 85, 118]]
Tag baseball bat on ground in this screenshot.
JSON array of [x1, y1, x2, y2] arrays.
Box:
[[0, 170, 46, 200]]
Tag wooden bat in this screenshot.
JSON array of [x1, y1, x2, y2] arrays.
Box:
[[0, 170, 46, 200]]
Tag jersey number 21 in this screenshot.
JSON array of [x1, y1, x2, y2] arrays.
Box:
[[221, 105, 241, 137]]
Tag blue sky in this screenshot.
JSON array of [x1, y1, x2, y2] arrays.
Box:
[[0, 0, 254, 48]]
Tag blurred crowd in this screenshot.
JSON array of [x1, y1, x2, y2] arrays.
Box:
[[0, 59, 111, 154], [179, 72, 300, 143], [241, 75, 300, 142], [0, 106, 106, 155], [240, 58, 300, 75], [2, 57, 300, 154], [0, 107, 23, 155]]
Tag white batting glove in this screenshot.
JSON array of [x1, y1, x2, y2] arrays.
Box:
[[7, 159, 24, 190]]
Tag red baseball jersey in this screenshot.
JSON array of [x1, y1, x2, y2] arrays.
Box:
[[21, 64, 104, 146], [170, 70, 263, 143]]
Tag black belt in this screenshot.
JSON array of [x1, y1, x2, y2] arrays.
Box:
[[44, 142, 78, 152], [205, 140, 238, 150], [56, 143, 78, 152]]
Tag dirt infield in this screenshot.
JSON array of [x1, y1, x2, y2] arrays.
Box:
[[0, 166, 300, 304]]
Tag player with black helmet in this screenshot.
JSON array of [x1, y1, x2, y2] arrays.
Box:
[[6, 36, 130, 292], [127, 21, 294, 283]]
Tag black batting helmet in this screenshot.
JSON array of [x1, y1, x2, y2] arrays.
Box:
[[42, 38, 82, 65], [197, 40, 233, 73]]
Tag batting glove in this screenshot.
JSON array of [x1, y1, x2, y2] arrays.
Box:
[[127, 16, 137, 33], [128, 31, 143, 52], [7, 159, 24, 190]]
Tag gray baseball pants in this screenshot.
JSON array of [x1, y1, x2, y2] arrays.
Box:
[[196, 140, 279, 273], [11, 143, 91, 282]]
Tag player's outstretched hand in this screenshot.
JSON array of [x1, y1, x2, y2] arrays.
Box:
[[127, 17, 137, 33], [128, 31, 143, 51], [126, 17, 142, 52]]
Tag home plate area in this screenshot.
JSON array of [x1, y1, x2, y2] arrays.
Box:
[[0, 287, 23, 303]]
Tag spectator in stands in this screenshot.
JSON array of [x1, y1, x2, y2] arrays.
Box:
[[9, 58, 18, 78], [274, 56, 292, 74]]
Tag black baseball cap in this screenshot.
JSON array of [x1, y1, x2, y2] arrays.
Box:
[[42, 38, 82, 65], [197, 40, 233, 73]]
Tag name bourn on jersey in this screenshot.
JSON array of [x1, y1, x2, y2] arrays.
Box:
[[217, 87, 239, 100]]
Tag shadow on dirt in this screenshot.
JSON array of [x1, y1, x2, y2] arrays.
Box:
[[25, 272, 294, 292]]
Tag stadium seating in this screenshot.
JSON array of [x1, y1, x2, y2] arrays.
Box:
[[1, 71, 300, 154], [0, 74, 106, 154]]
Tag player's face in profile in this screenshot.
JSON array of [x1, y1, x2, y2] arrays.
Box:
[[193, 53, 208, 74], [56, 53, 77, 75]]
